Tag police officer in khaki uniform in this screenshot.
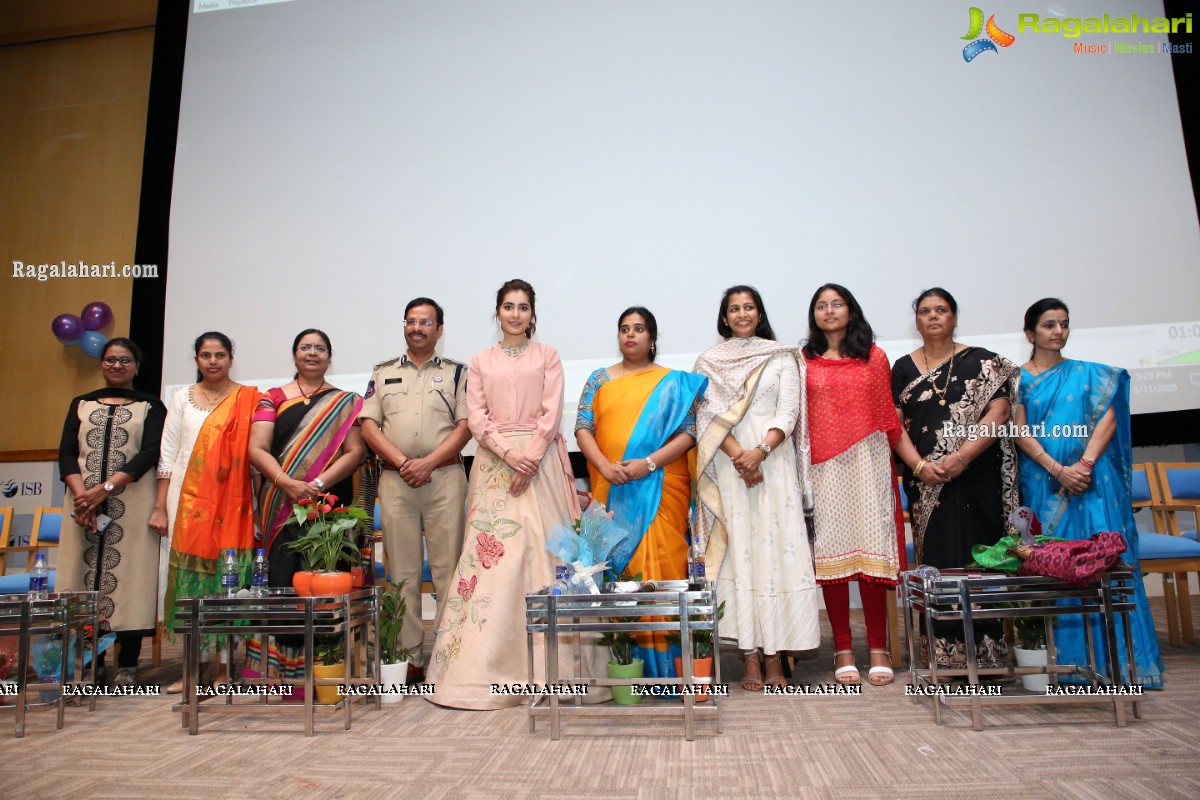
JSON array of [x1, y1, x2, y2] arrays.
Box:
[[360, 297, 470, 682]]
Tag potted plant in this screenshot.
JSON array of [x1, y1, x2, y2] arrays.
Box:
[[287, 494, 369, 597], [1010, 605, 1049, 692], [667, 600, 724, 702], [312, 634, 345, 705], [377, 580, 411, 704], [597, 629, 643, 705]]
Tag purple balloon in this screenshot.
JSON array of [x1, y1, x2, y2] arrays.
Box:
[[81, 301, 113, 332], [80, 331, 109, 359], [52, 313, 84, 343]]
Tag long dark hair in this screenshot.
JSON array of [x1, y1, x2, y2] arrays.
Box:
[[716, 285, 775, 341], [193, 331, 233, 382], [1023, 297, 1069, 359], [618, 306, 658, 362], [496, 278, 536, 339], [292, 328, 333, 380], [802, 283, 874, 360]]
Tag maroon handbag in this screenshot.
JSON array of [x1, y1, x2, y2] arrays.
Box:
[[1015, 532, 1127, 585]]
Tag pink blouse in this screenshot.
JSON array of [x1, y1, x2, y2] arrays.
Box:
[[467, 342, 564, 461]]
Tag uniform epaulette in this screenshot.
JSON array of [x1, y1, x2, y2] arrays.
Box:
[[373, 356, 401, 370], [440, 356, 465, 367]]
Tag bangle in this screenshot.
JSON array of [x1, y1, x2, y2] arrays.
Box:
[[274, 470, 284, 485], [1036, 451, 1050, 463], [954, 451, 965, 467], [1054, 463, 1064, 478], [914, 459, 927, 476], [1080, 456, 1095, 469]]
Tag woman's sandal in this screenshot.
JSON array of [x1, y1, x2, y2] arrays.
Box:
[[833, 649, 861, 685], [742, 650, 764, 691], [763, 653, 788, 688], [867, 648, 895, 686]]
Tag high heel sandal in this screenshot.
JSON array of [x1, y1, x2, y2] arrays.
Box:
[[763, 653, 787, 688], [833, 649, 860, 685], [741, 650, 764, 691], [867, 649, 894, 686]]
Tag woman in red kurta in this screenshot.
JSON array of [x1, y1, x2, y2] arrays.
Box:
[[802, 284, 905, 687]]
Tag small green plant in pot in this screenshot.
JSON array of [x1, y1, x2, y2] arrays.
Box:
[[1010, 603, 1050, 693], [378, 580, 411, 703], [287, 494, 368, 596], [312, 634, 345, 704], [597, 629, 643, 705], [665, 600, 724, 701]]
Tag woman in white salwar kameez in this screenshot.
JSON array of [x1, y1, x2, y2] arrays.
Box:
[[693, 285, 820, 691]]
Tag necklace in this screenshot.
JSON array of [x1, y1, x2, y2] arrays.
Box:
[[501, 341, 529, 358], [1027, 357, 1064, 376], [922, 345, 956, 406], [194, 380, 232, 409], [297, 380, 326, 405]]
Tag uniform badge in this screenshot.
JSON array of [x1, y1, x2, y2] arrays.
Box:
[[364, 380, 375, 399], [433, 375, 443, 382]]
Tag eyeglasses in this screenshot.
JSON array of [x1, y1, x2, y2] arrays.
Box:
[[405, 319, 437, 329], [815, 301, 846, 312], [298, 344, 328, 354], [103, 356, 134, 366]]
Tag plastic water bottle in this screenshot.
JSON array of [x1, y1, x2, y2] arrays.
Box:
[[250, 549, 269, 598], [29, 553, 49, 600], [550, 551, 570, 595], [221, 549, 239, 597], [688, 538, 706, 587]]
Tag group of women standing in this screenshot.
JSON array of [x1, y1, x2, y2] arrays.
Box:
[[54, 279, 1164, 698]]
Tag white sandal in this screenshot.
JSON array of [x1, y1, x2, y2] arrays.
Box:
[[833, 650, 860, 685], [868, 649, 894, 686]]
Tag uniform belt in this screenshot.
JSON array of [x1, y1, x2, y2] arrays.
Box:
[[381, 454, 462, 471]]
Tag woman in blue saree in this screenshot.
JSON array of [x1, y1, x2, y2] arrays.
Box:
[[1014, 298, 1163, 687], [575, 307, 707, 677]]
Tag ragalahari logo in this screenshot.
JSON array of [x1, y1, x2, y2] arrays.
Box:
[[962, 7, 1016, 61]]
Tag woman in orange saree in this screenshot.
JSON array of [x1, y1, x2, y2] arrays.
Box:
[[151, 332, 260, 690], [575, 307, 707, 677]]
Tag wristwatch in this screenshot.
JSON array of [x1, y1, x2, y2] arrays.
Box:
[[645, 457, 658, 473], [756, 443, 772, 457], [103, 481, 115, 492], [313, 478, 325, 491]]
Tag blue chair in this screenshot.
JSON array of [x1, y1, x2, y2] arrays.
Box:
[[898, 481, 918, 566], [1136, 464, 1200, 646], [0, 507, 60, 594], [1154, 462, 1200, 541]]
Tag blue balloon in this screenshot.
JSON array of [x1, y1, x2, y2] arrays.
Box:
[[80, 331, 108, 359], [56, 334, 82, 347]]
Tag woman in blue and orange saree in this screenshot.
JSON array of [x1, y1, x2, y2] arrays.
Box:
[[575, 307, 707, 678], [1014, 298, 1163, 687], [245, 329, 365, 688]]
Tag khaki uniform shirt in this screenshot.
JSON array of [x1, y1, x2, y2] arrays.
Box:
[[359, 354, 468, 458]]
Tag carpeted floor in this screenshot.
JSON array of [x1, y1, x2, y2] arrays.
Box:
[[2, 598, 1199, 799]]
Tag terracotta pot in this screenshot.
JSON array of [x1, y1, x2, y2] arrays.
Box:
[[674, 656, 714, 702], [291, 571, 315, 597], [313, 661, 345, 704], [310, 571, 354, 598]]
